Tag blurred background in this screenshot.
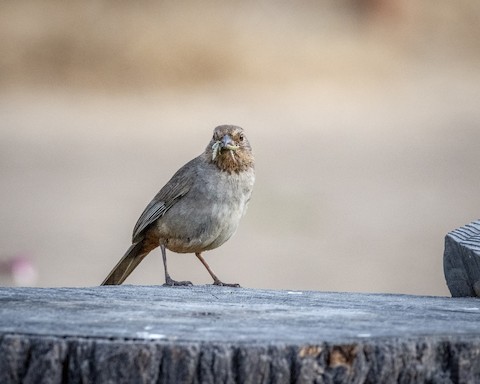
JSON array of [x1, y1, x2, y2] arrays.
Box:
[[1, 0, 479, 295]]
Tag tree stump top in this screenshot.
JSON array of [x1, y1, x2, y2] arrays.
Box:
[[2, 286, 480, 383], [1, 285, 479, 343]]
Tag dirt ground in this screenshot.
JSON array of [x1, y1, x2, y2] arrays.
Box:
[[1, 1, 479, 295]]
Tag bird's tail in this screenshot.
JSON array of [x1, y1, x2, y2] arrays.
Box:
[[101, 241, 147, 285]]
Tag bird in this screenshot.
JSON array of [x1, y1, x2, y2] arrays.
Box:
[[101, 125, 255, 287]]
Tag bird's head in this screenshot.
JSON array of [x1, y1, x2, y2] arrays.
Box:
[[206, 125, 254, 173]]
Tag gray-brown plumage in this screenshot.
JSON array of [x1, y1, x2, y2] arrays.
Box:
[[101, 125, 255, 287]]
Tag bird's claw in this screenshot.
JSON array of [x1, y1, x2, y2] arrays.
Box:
[[212, 280, 241, 288], [163, 278, 193, 287]]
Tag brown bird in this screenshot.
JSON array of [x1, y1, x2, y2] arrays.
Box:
[[101, 125, 255, 287]]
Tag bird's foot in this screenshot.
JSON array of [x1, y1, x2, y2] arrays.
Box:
[[163, 277, 193, 287], [212, 280, 241, 288]]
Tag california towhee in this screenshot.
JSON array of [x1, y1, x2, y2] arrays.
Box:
[[101, 125, 255, 287]]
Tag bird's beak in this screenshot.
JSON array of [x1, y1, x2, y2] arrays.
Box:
[[211, 134, 239, 161], [221, 134, 239, 151]]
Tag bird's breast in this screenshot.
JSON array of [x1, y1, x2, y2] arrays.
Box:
[[156, 165, 254, 254]]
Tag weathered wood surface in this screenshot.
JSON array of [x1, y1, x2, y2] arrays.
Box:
[[1, 285, 480, 383], [444, 219, 480, 297]]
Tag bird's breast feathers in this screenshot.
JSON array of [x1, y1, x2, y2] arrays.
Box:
[[156, 164, 254, 253]]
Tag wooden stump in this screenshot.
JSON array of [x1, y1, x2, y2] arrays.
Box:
[[1, 285, 480, 383], [444, 219, 480, 297]]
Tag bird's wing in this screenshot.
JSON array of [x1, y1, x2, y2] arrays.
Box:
[[131, 158, 198, 242]]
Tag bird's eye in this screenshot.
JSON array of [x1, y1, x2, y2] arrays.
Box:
[[239, 134, 244, 141]]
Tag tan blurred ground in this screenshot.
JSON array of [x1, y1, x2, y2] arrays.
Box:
[[1, 1, 479, 295]]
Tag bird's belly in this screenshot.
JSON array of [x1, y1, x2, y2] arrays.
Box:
[[157, 198, 244, 254], [155, 165, 254, 254]]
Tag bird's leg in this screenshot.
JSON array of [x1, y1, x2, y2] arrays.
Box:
[[161, 244, 192, 286], [195, 252, 240, 287]]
